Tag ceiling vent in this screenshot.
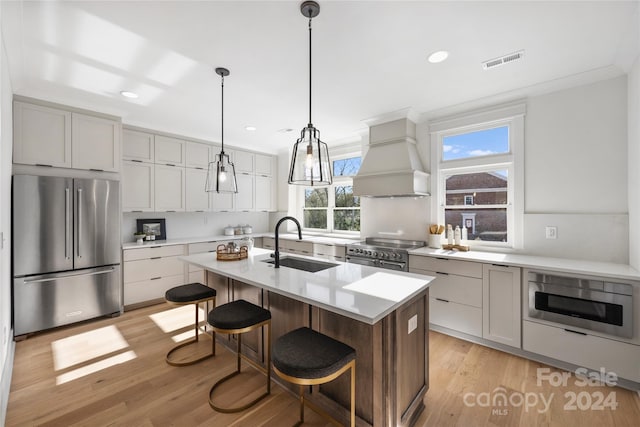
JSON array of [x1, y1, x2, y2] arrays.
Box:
[[482, 50, 524, 70]]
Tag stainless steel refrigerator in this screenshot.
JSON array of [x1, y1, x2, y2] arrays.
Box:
[[12, 175, 122, 336]]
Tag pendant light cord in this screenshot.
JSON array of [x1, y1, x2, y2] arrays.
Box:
[[308, 17, 312, 127], [220, 74, 225, 153]]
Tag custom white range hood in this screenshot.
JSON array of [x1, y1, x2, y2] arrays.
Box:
[[353, 118, 429, 197]]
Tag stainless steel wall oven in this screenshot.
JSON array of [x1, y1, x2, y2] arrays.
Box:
[[527, 271, 633, 339]]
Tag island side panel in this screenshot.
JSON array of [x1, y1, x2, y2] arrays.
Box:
[[206, 271, 231, 343], [231, 279, 265, 362], [396, 290, 429, 427]]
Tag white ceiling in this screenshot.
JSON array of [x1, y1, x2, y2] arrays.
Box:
[[2, 1, 639, 154]]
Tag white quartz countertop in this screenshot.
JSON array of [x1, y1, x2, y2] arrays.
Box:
[[122, 233, 271, 250], [408, 247, 640, 281], [180, 248, 435, 325]]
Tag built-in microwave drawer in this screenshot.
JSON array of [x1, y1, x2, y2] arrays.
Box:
[[409, 256, 482, 278]]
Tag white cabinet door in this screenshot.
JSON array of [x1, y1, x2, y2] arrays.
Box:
[[185, 142, 211, 169], [211, 191, 234, 211], [123, 129, 154, 162], [155, 135, 186, 166], [13, 101, 72, 168], [255, 153, 272, 176], [155, 165, 186, 211], [122, 161, 154, 212], [185, 168, 209, 212], [71, 113, 121, 172], [482, 264, 521, 348], [235, 173, 254, 211], [255, 175, 272, 211], [233, 150, 254, 173]]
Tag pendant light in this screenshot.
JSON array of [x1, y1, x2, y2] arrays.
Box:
[[206, 67, 238, 193], [288, 0, 332, 186]]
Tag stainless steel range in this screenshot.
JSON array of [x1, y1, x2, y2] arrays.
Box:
[[345, 238, 425, 272]]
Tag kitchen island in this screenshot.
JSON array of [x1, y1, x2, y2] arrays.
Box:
[[180, 248, 435, 427]]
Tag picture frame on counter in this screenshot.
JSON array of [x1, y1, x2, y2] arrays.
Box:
[[136, 218, 166, 240]]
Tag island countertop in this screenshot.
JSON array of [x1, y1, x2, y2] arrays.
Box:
[[180, 248, 435, 325]]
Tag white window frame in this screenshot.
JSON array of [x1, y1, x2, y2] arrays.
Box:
[[298, 144, 362, 236], [430, 102, 525, 250]]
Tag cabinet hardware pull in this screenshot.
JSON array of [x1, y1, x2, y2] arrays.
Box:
[[89, 168, 104, 172], [564, 328, 587, 336], [150, 256, 162, 260], [435, 257, 449, 261], [131, 210, 143, 213], [166, 163, 175, 167], [150, 277, 162, 280], [492, 263, 509, 268], [435, 298, 450, 303], [435, 271, 449, 276], [130, 160, 143, 163], [149, 246, 161, 249], [35, 163, 53, 167]]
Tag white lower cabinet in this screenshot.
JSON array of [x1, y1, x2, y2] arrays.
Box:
[[123, 245, 186, 307], [482, 264, 521, 347], [313, 243, 345, 261], [523, 320, 640, 382]]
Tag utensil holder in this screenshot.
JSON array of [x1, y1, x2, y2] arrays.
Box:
[[428, 234, 442, 249]]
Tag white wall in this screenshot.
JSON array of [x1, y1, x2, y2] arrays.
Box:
[[0, 3, 13, 421], [521, 76, 629, 262], [121, 211, 270, 243], [628, 57, 640, 269]]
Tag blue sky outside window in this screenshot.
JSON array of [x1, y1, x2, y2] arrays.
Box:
[[443, 126, 509, 161]]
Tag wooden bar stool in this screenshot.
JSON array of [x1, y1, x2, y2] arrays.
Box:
[[207, 299, 272, 413], [272, 327, 356, 427], [164, 283, 217, 366]]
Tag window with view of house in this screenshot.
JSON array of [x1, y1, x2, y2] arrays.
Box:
[[302, 155, 361, 233], [431, 104, 524, 248]]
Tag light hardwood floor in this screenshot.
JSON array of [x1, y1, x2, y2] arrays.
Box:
[[6, 303, 640, 426]]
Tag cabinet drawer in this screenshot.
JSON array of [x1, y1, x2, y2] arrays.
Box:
[[419, 270, 482, 307], [124, 245, 185, 261], [430, 298, 482, 337], [263, 237, 275, 249], [124, 257, 185, 283], [313, 243, 346, 258], [124, 274, 184, 306], [283, 239, 313, 254], [188, 241, 220, 254], [523, 320, 640, 382], [409, 255, 482, 278]]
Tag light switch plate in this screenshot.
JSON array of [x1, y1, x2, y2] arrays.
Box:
[[408, 314, 417, 334], [545, 226, 557, 239]]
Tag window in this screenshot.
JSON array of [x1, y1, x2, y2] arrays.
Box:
[[302, 154, 361, 233], [430, 103, 524, 248]]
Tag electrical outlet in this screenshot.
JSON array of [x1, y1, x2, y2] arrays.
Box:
[[408, 315, 417, 334], [545, 226, 558, 239]]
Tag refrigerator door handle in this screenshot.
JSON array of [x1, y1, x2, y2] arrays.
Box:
[[76, 188, 82, 258], [23, 267, 116, 284], [65, 187, 71, 259]]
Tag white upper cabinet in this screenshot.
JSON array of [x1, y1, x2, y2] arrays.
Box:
[[122, 161, 154, 212], [13, 101, 72, 168], [155, 165, 186, 212], [233, 150, 254, 173], [255, 153, 272, 176], [185, 167, 209, 212], [123, 129, 154, 163], [211, 191, 234, 212], [155, 135, 186, 166], [185, 141, 211, 169], [255, 175, 272, 211], [235, 173, 254, 211], [13, 100, 121, 172], [71, 113, 121, 172]]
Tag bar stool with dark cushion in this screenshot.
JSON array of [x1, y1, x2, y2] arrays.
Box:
[[207, 299, 272, 413], [164, 283, 217, 366], [272, 327, 356, 427]]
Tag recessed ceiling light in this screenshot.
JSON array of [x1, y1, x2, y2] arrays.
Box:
[[245, 125, 257, 131], [120, 91, 138, 99], [428, 51, 449, 64]]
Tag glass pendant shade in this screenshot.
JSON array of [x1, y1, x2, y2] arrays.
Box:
[[288, 125, 332, 185], [206, 151, 237, 193]]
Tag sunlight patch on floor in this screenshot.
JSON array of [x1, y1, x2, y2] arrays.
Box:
[[51, 325, 129, 371], [56, 351, 137, 385], [171, 328, 206, 343], [149, 305, 207, 333]]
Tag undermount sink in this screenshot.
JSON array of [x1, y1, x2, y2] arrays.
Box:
[[263, 256, 338, 273]]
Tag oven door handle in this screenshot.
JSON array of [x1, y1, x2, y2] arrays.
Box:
[[379, 260, 405, 269]]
